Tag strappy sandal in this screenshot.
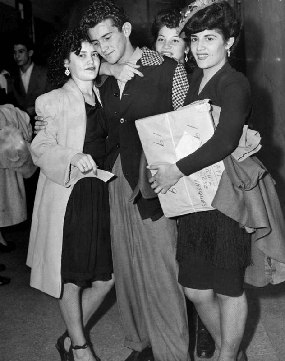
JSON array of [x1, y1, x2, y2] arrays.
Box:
[[71, 343, 101, 361], [55, 331, 72, 361]]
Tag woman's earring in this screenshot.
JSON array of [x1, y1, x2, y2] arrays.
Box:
[[185, 52, 189, 62], [227, 48, 231, 57], [65, 66, 70, 76]]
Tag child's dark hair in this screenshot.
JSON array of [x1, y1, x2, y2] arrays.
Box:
[[47, 28, 90, 88], [151, 9, 181, 46]]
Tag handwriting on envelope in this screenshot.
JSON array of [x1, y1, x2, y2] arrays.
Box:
[[135, 100, 224, 217]]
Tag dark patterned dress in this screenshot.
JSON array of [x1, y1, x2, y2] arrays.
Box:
[[61, 102, 112, 287]]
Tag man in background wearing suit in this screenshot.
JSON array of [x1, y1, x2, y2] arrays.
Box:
[[10, 35, 48, 219], [11, 35, 48, 128]]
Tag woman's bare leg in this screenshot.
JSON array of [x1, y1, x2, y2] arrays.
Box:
[[184, 287, 222, 349], [59, 277, 114, 359], [184, 287, 247, 361], [217, 292, 247, 361], [59, 283, 95, 361], [82, 275, 114, 326]]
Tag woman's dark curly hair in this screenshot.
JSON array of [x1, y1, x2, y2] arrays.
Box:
[[183, 2, 241, 51], [47, 28, 90, 88], [151, 9, 181, 47], [80, 0, 129, 34]]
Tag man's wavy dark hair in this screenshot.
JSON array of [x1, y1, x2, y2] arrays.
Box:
[[12, 34, 34, 51], [47, 28, 90, 88], [79, 0, 129, 34]]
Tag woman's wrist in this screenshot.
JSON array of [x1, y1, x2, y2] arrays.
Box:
[[174, 163, 184, 178]]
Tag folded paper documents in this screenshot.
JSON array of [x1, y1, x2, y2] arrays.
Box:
[[136, 100, 224, 217]]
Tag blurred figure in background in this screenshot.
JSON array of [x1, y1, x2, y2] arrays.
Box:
[[10, 35, 49, 128], [0, 103, 37, 282], [0, 60, 13, 106], [10, 35, 49, 220]]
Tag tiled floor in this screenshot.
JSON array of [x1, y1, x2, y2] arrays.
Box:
[[0, 222, 284, 361]]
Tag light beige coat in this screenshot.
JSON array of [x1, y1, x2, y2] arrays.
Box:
[[0, 104, 36, 227], [26, 79, 98, 298]]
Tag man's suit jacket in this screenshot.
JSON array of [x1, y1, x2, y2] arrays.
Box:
[[11, 64, 48, 118]]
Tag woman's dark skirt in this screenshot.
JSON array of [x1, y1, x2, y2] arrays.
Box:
[[61, 177, 113, 288], [177, 209, 251, 296]]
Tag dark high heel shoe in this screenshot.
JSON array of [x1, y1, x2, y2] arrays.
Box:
[[55, 331, 73, 361], [196, 315, 215, 359]]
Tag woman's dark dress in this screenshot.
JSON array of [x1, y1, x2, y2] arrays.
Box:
[[176, 62, 252, 296], [61, 102, 112, 287]]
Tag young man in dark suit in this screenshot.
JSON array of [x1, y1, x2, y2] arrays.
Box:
[[80, 2, 190, 361], [10, 36, 48, 219], [11, 36, 48, 127]]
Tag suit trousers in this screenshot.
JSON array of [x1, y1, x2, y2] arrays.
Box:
[[109, 157, 189, 361]]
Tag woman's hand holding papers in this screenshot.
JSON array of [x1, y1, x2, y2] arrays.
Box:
[[148, 163, 183, 194]]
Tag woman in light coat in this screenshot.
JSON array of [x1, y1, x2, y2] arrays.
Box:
[[27, 28, 114, 361]]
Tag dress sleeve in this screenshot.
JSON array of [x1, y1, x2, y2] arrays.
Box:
[[176, 75, 252, 176], [31, 92, 80, 186]]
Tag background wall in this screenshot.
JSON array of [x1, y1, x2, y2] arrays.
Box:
[[243, 0, 285, 210], [0, 2, 19, 72]]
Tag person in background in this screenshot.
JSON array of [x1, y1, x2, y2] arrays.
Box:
[[0, 102, 37, 283], [0, 61, 22, 278], [151, 8, 215, 359], [10, 35, 49, 126], [10, 35, 49, 221], [26, 28, 114, 361], [151, 8, 190, 67], [150, 1, 251, 360]]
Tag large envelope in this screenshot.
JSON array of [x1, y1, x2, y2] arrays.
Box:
[[135, 100, 224, 217]]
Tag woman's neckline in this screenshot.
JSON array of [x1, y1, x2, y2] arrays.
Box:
[[198, 61, 227, 95]]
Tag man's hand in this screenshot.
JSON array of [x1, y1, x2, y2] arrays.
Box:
[[110, 62, 144, 83], [71, 153, 97, 174], [34, 115, 47, 135], [148, 163, 183, 194]]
